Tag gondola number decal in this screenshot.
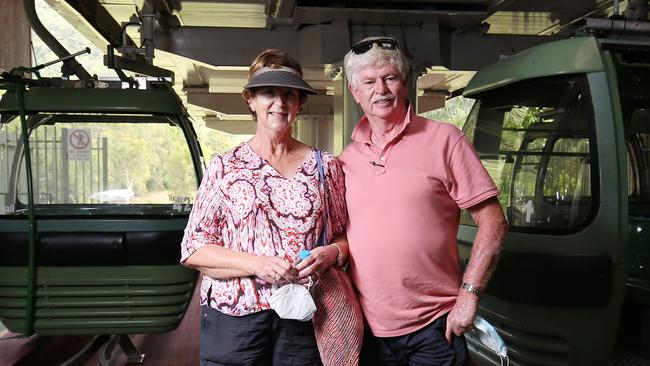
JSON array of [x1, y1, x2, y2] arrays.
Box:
[[171, 195, 192, 212], [523, 200, 533, 223], [0, 204, 14, 214]]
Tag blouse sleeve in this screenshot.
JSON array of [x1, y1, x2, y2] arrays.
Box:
[[324, 153, 347, 239], [180, 156, 225, 264]]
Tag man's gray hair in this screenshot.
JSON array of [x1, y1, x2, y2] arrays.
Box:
[[343, 36, 410, 87]]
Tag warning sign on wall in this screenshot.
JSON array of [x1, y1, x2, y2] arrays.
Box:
[[67, 128, 91, 161]]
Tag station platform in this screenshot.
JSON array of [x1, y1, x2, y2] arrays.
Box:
[[3, 290, 650, 365]]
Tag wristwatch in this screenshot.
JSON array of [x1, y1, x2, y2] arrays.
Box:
[[461, 282, 482, 297]]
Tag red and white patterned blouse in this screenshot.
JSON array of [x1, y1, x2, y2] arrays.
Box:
[[180, 143, 347, 316]]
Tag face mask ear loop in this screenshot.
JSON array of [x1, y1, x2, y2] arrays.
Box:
[[499, 355, 509, 366]]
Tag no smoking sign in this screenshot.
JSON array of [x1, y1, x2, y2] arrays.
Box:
[[67, 128, 91, 161]]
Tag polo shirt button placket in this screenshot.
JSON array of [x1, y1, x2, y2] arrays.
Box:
[[374, 154, 387, 175], [366, 142, 389, 175]]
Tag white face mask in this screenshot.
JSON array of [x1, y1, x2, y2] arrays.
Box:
[[268, 283, 317, 321], [471, 315, 509, 366]]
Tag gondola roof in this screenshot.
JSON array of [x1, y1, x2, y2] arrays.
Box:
[[0, 85, 185, 116], [464, 36, 606, 97]]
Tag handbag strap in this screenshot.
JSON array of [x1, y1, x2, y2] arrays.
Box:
[[315, 149, 329, 247]]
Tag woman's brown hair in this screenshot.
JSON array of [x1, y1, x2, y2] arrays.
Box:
[[247, 48, 303, 78], [242, 49, 308, 118]]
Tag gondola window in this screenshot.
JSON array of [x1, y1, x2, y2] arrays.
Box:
[[0, 114, 198, 216], [461, 76, 596, 232]]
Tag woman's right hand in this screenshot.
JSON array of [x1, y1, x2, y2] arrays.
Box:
[[254, 256, 299, 285]]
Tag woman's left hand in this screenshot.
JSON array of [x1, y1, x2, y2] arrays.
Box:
[[294, 245, 338, 284]]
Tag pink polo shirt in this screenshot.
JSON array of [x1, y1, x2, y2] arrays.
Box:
[[338, 104, 498, 337]]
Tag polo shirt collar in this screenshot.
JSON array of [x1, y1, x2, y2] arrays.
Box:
[[350, 100, 414, 145]]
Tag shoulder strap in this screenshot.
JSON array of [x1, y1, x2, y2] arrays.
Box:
[[315, 150, 329, 247]]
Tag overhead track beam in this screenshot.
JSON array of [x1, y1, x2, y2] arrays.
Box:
[[273, 0, 296, 18], [157, 23, 352, 68], [158, 21, 557, 71], [157, 22, 443, 68], [63, 0, 136, 48], [487, 0, 518, 15]]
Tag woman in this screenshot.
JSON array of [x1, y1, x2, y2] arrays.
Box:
[[180, 49, 349, 366]]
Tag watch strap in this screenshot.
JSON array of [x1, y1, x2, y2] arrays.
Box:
[[461, 282, 482, 297]]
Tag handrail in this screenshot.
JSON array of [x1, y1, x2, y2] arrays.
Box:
[[10, 81, 37, 336]]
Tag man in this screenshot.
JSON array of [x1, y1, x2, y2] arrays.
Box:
[[338, 36, 508, 366]]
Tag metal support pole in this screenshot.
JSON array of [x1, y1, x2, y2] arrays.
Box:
[[409, 65, 427, 115], [61, 128, 69, 204], [15, 82, 37, 336], [341, 73, 360, 150], [102, 137, 108, 192]]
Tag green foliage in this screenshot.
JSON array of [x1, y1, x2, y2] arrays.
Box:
[[191, 119, 252, 161], [86, 121, 208, 200], [20, 0, 252, 204], [503, 106, 543, 129], [1, 115, 250, 205], [420, 96, 476, 129], [32, 0, 116, 78]]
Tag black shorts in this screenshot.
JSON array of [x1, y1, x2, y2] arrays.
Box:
[[200, 306, 322, 366], [360, 313, 470, 366]]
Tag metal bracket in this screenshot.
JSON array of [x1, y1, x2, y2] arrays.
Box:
[[98, 334, 146, 366], [54, 334, 145, 366], [105, 47, 173, 80], [576, 17, 650, 38], [104, 11, 174, 81], [5, 48, 91, 80], [59, 335, 109, 366]]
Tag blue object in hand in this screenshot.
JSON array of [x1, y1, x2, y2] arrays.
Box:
[[299, 250, 311, 260]]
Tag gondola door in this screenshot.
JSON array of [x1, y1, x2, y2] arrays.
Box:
[[458, 70, 627, 365], [0, 85, 203, 336]]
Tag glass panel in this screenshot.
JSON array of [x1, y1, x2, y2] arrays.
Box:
[[0, 114, 21, 215], [420, 95, 476, 129], [5, 115, 198, 216], [613, 47, 650, 282], [462, 75, 595, 231], [627, 133, 650, 205], [541, 138, 591, 227], [509, 138, 546, 226], [614, 48, 650, 210]]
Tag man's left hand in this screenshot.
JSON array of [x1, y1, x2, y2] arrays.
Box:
[[445, 290, 479, 343]]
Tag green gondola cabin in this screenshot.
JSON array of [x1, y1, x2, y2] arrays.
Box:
[[459, 34, 650, 365], [0, 79, 202, 336]]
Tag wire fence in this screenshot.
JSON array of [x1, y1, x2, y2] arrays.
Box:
[[1, 123, 108, 210]]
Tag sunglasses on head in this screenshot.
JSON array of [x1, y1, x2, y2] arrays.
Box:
[[351, 38, 399, 55]]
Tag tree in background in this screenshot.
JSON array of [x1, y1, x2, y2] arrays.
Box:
[[421, 96, 476, 129], [32, 0, 114, 78], [30, 0, 251, 198]]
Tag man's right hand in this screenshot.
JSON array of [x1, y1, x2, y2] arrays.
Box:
[[444, 290, 479, 343]]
